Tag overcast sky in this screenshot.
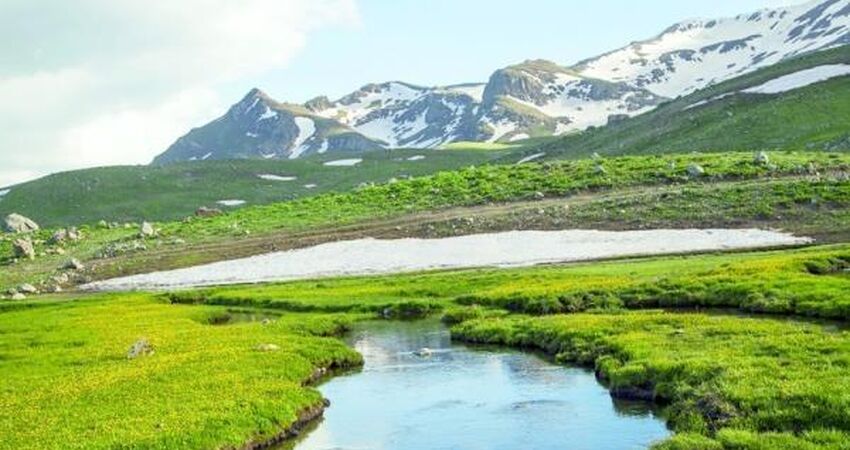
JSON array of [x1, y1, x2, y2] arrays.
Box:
[[0, 0, 804, 187]]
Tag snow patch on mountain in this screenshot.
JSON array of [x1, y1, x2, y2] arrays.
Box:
[[324, 158, 363, 167], [288, 117, 316, 159], [258, 174, 297, 181], [576, 0, 850, 97], [742, 63, 850, 93]]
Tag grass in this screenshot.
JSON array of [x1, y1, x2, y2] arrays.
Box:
[[0, 148, 512, 227], [452, 311, 850, 449], [1, 151, 848, 293], [2, 244, 850, 448], [0, 294, 363, 449], [180, 244, 850, 320]]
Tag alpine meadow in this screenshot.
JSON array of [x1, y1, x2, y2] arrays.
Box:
[[3, 1, 850, 449]]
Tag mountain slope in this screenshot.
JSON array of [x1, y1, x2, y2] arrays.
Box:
[[153, 89, 384, 165], [575, 0, 850, 97], [532, 45, 850, 159], [154, 0, 850, 165]]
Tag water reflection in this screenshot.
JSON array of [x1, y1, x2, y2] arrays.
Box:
[[284, 319, 669, 450]]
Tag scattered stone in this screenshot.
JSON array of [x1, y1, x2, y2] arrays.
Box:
[[591, 152, 602, 160], [49, 229, 68, 244], [687, 163, 706, 177], [17, 283, 38, 294], [594, 164, 608, 175], [13, 238, 35, 260], [97, 220, 109, 229], [55, 247, 66, 255], [11, 293, 26, 301], [4, 214, 39, 233], [413, 347, 433, 357], [195, 207, 223, 218], [64, 258, 85, 271], [67, 227, 82, 241], [171, 238, 186, 245], [754, 151, 770, 166], [261, 318, 273, 326], [255, 343, 280, 352], [139, 222, 156, 238], [533, 191, 545, 200], [52, 273, 70, 285], [127, 339, 154, 359]]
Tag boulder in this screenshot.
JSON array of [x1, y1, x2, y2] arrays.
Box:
[[17, 283, 38, 294], [687, 164, 706, 178], [127, 339, 154, 359], [139, 222, 156, 238], [64, 258, 85, 271], [413, 347, 433, 357], [13, 239, 35, 260], [754, 151, 770, 166], [11, 292, 26, 301], [49, 229, 68, 244], [67, 227, 81, 241], [195, 207, 223, 218], [4, 214, 39, 233]]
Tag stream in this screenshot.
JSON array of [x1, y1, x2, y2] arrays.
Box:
[[283, 319, 669, 450]]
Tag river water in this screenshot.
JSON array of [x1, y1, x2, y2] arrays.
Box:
[[285, 320, 669, 450]]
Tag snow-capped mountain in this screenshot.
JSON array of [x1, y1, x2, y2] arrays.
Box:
[[576, 0, 850, 97], [154, 0, 850, 164], [152, 89, 384, 165]]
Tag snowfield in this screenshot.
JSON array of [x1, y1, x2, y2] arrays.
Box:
[[216, 200, 246, 207], [742, 65, 850, 95], [324, 158, 363, 167], [257, 174, 296, 181], [85, 229, 810, 291], [517, 153, 546, 164], [288, 117, 316, 159]]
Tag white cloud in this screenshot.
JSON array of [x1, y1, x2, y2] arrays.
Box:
[[0, 0, 359, 187]]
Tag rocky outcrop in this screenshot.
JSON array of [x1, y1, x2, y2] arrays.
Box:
[[12, 238, 35, 260], [4, 214, 39, 233]]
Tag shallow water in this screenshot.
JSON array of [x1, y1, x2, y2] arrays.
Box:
[[285, 320, 669, 450], [86, 229, 810, 291]]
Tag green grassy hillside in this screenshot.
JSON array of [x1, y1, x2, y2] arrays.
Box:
[[0, 148, 515, 227], [526, 46, 850, 161]]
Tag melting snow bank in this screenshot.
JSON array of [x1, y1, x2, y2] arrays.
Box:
[[86, 229, 810, 291], [0, 189, 9, 197], [257, 174, 296, 181], [324, 158, 362, 167], [216, 199, 246, 207], [743, 64, 850, 95]]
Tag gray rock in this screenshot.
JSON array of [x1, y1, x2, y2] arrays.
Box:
[[195, 207, 223, 218], [127, 339, 154, 359], [139, 222, 156, 237], [64, 258, 85, 271], [687, 163, 706, 177], [594, 164, 608, 175], [13, 239, 35, 260], [413, 347, 433, 357], [4, 214, 39, 233], [754, 151, 770, 166], [49, 229, 68, 244], [11, 292, 26, 301], [17, 283, 38, 294]]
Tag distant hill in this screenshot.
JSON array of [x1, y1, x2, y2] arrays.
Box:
[[0, 149, 517, 227]]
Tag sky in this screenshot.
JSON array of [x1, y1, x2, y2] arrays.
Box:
[[0, 0, 804, 187]]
